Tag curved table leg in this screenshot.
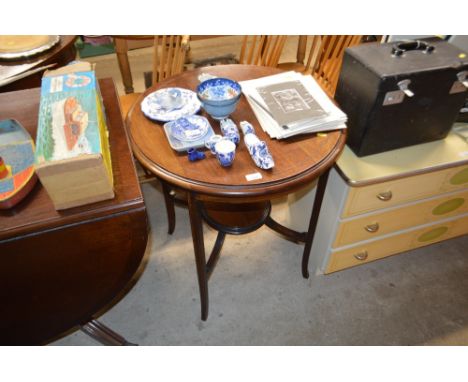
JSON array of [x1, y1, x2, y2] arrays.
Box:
[[187, 193, 209, 321], [161, 181, 176, 235], [263, 169, 330, 279], [302, 168, 330, 279], [265, 216, 306, 244], [206, 231, 226, 280], [81, 319, 137, 346]]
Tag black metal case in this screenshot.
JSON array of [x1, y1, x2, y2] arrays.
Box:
[[335, 37, 468, 157]]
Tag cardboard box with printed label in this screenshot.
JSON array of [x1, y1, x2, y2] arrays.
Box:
[[34, 61, 114, 210]]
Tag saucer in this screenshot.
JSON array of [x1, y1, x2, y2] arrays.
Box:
[[141, 87, 201, 122], [169, 116, 209, 142], [163, 116, 214, 152]]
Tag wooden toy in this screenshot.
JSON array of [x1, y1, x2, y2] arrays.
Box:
[[0, 119, 38, 209]]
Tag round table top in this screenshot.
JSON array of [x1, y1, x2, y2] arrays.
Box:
[[128, 65, 346, 200]]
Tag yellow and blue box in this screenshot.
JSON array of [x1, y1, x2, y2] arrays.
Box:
[[35, 61, 114, 209]]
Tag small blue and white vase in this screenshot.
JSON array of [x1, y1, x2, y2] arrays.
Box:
[[239, 121, 255, 135], [220, 118, 240, 144]]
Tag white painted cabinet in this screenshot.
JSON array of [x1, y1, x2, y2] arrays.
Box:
[[286, 127, 468, 275]]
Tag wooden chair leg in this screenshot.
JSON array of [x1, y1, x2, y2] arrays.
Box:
[[142, 167, 152, 177], [297, 35, 308, 65], [137, 162, 176, 234], [114, 38, 134, 94]]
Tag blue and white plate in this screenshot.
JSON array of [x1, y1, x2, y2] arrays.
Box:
[[141, 87, 201, 122], [169, 115, 209, 142], [163, 116, 214, 152]]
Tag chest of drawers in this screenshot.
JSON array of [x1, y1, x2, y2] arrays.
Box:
[[286, 127, 468, 275]]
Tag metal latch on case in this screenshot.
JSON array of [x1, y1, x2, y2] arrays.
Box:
[[382, 79, 414, 106], [450, 71, 468, 94], [458, 71, 468, 87], [397, 79, 414, 97]]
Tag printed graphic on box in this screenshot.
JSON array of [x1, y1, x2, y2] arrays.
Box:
[[36, 72, 102, 162]]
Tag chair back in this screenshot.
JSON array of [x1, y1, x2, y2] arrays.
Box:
[[239, 35, 287, 67], [113, 35, 190, 94], [152, 35, 190, 84], [306, 35, 362, 97]]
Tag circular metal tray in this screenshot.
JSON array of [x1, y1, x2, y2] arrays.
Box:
[[0, 35, 60, 60]]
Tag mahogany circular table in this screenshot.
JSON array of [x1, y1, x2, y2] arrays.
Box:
[[128, 65, 346, 320]]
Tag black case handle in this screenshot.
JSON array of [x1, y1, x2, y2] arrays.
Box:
[[392, 40, 435, 57]]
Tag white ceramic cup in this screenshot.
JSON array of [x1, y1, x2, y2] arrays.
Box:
[[214, 139, 236, 167], [204, 134, 223, 154]]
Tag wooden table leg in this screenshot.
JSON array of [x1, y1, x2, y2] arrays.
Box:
[[161, 180, 176, 235], [301, 168, 330, 279], [187, 192, 209, 321], [81, 319, 137, 346]]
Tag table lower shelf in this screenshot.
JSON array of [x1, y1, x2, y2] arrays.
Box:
[[201, 201, 271, 235]]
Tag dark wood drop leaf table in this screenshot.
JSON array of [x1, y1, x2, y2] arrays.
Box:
[[128, 65, 346, 321], [0, 79, 148, 345]]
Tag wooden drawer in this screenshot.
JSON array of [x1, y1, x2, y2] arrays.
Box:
[[342, 164, 468, 218], [334, 189, 468, 247], [325, 214, 468, 274]]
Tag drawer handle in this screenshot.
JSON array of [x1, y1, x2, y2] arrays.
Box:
[[377, 191, 393, 201], [365, 222, 380, 233], [353, 251, 369, 261]]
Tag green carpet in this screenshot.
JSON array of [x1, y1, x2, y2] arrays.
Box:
[[75, 37, 115, 58]]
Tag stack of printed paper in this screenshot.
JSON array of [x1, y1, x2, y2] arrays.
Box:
[[240, 71, 347, 139]]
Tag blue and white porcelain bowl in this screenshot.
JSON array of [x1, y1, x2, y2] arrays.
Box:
[[197, 78, 242, 120]]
